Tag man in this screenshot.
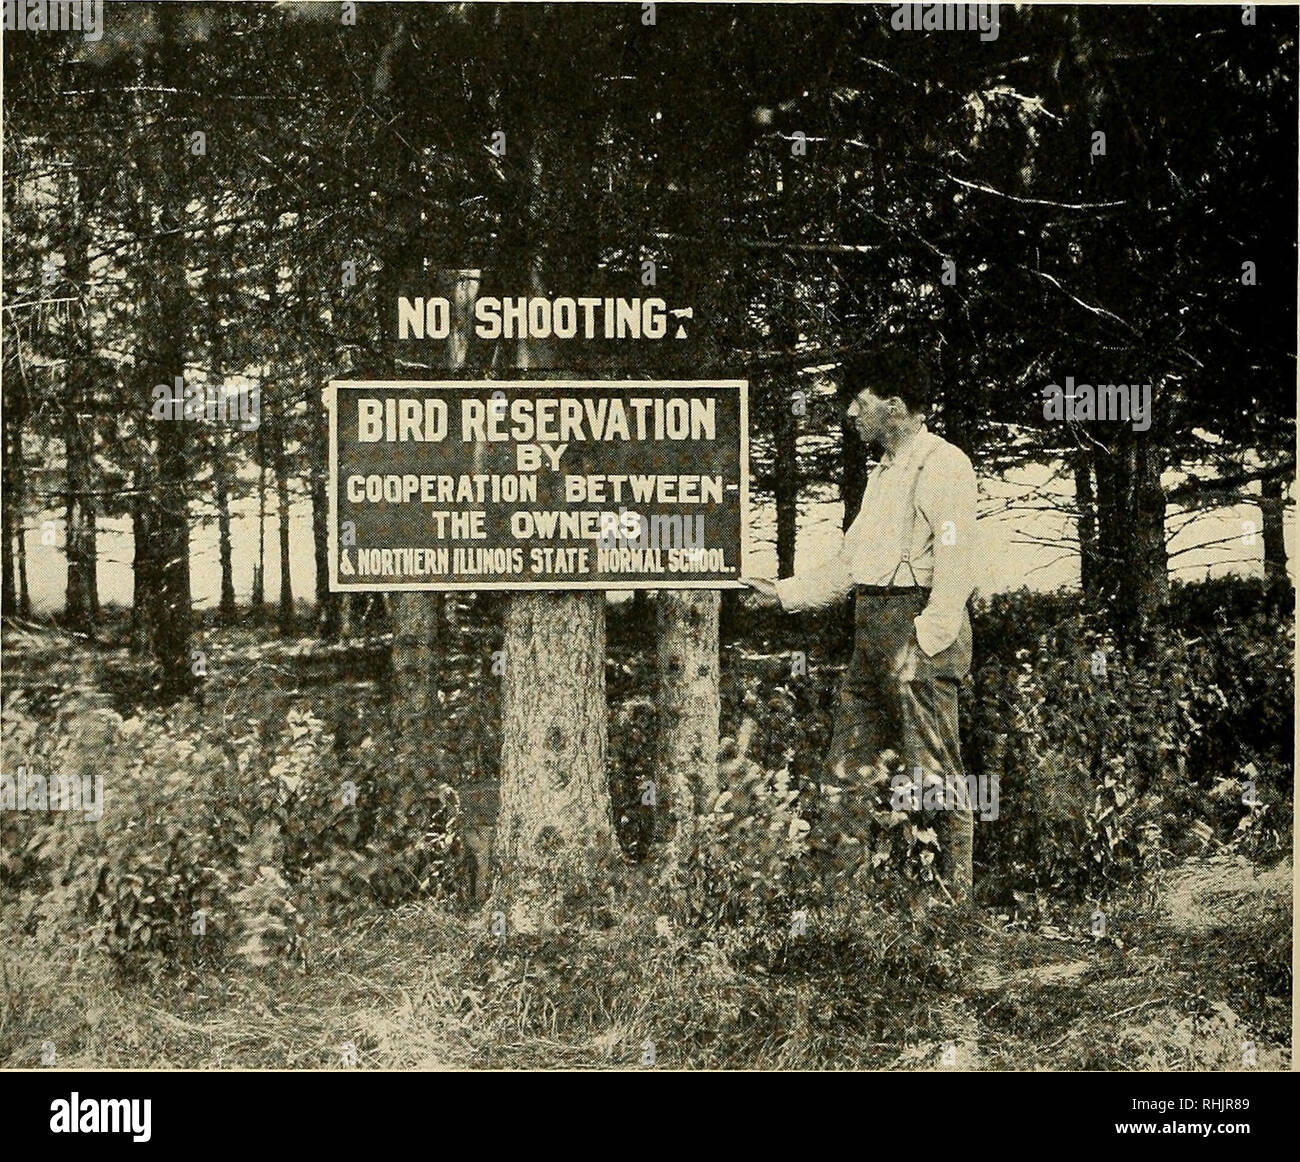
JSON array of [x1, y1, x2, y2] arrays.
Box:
[[745, 342, 979, 904]]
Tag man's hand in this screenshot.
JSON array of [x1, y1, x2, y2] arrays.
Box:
[[742, 577, 782, 609]]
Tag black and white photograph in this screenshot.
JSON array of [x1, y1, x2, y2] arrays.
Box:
[[1, 0, 1296, 1106]]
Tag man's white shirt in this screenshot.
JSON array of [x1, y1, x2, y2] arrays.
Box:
[[774, 423, 978, 656]]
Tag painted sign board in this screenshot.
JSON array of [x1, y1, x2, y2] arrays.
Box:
[[326, 380, 748, 591]]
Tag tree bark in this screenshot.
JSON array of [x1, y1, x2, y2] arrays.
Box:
[[496, 591, 613, 932], [309, 421, 336, 635], [390, 589, 442, 785], [1, 416, 16, 616], [1259, 474, 1288, 579], [3, 348, 29, 618], [772, 158, 799, 580], [1073, 451, 1100, 597], [385, 271, 459, 889], [214, 425, 236, 623], [375, 123, 450, 852], [488, 25, 617, 927], [309, 373, 337, 637], [936, 290, 977, 457], [149, 352, 193, 696], [841, 406, 869, 531], [63, 366, 91, 631], [139, 28, 193, 697], [1130, 430, 1169, 642], [646, 169, 724, 878], [15, 424, 30, 617], [1093, 426, 1168, 650], [63, 164, 95, 634], [835, 271, 869, 649], [656, 590, 720, 873], [253, 422, 267, 620], [86, 504, 99, 623], [274, 395, 294, 635], [16, 524, 30, 619], [773, 375, 798, 579], [130, 457, 154, 655], [206, 206, 237, 626], [1, 387, 20, 616]]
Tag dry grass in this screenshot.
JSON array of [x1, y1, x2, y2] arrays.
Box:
[[2, 857, 1289, 1070]]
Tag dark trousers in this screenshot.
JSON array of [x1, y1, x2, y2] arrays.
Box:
[[828, 588, 974, 905]]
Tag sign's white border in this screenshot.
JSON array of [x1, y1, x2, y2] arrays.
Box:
[[325, 379, 750, 592]]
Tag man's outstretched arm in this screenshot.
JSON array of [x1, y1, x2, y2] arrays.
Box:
[[744, 536, 855, 611]]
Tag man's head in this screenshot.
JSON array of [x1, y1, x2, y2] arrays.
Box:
[[841, 343, 932, 447]]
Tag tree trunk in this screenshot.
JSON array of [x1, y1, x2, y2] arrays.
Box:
[[496, 591, 613, 932], [64, 164, 95, 634], [64, 439, 99, 632], [86, 504, 99, 623], [647, 173, 723, 879], [841, 405, 869, 531], [214, 425, 236, 623], [139, 32, 192, 697], [656, 590, 720, 875], [487, 38, 617, 928], [1073, 451, 1100, 597], [207, 209, 236, 626], [310, 384, 338, 637], [1093, 426, 1167, 651], [1092, 440, 1124, 609], [1129, 429, 1169, 643], [771, 158, 799, 580], [274, 398, 294, 635], [130, 459, 153, 654], [1, 435, 15, 616], [773, 376, 798, 579], [386, 265, 454, 886], [16, 521, 30, 619], [253, 423, 267, 619], [833, 268, 870, 648], [303, 233, 339, 640], [1259, 474, 1288, 579], [936, 309, 975, 457], [150, 366, 193, 695], [63, 366, 90, 631], [373, 112, 452, 861], [15, 424, 30, 617], [3, 373, 22, 617]]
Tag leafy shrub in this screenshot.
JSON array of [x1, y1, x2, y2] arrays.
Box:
[[667, 686, 972, 992], [968, 602, 1294, 904], [0, 693, 458, 975], [968, 619, 1182, 902], [706, 575, 1292, 908]]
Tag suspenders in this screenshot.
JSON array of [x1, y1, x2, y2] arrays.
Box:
[[886, 440, 943, 589]]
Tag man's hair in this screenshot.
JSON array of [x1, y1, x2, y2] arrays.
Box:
[[841, 342, 933, 414]]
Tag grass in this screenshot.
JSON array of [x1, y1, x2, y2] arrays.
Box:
[[1, 855, 1289, 1070]]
